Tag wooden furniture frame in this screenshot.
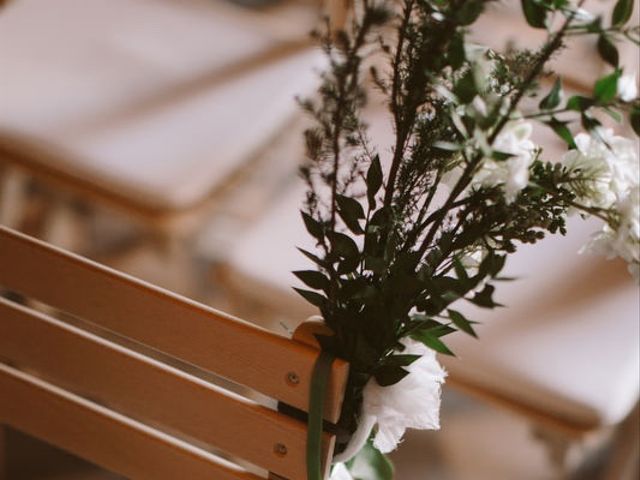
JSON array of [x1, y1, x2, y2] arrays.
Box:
[[0, 225, 349, 480]]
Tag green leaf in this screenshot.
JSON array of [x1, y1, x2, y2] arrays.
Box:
[[380, 354, 421, 367], [293, 288, 327, 307], [630, 107, 640, 136], [448, 34, 466, 70], [593, 70, 621, 103], [327, 231, 360, 260], [301, 211, 323, 240], [521, 0, 547, 28], [545, 118, 577, 149], [366, 155, 383, 209], [456, 0, 483, 25], [297, 247, 326, 267], [428, 324, 457, 338], [364, 255, 386, 274], [337, 256, 360, 275], [337, 195, 365, 234], [597, 35, 619, 67], [479, 251, 507, 278], [539, 78, 563, 110], [602, 107, 623, 123], [411, 329, 455, 356], [337, 195, 365, 220], [612, 0, 634, 26], [448, 309, 478, 338], [454, 69, 477, 104], [374, 366, 411, 386], [566, 95, 594, 112], [581, 113, 602, 132], [293, 270, 329, 291], [491, 150, 516, 161], [468, 284, 502, 308], [453, 257, 469, 282], [346, 440, 394, 480]]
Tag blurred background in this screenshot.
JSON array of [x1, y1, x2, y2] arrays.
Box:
[[0, 0, 638, 479]]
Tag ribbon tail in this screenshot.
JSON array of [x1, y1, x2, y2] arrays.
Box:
[[332, 414, 376, 464]]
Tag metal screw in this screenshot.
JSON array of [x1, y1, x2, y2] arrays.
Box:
[[274, 443, 288, 457], [286, 371, 300, 385]]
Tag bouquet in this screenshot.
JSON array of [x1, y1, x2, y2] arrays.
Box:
[[294, 0, 639, 477]]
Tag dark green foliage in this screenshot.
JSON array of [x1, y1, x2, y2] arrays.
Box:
[[545, 118, 577, 149], [594, 70, 621, 103], [521, 0, 547, 28], [631, 106, 640, 135], [540, 78, 563, 110], [597, 35, 619, 66], [612, 0, 634, 27], [296, 0, 639, 460]]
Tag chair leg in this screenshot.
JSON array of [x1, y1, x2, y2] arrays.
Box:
[[0, 424, 7, 480], [532, 426, 573, 480], [603, 404, 640, 480]]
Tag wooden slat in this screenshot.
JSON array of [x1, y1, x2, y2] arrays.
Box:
[[0, 226, 349, 423], [0, 298, 335, 480], [0, 363, 263, 480]]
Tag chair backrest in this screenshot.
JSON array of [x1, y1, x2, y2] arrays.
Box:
[[0, 225, 349, 480]]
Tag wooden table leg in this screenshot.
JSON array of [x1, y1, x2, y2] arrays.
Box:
[[0, 424, 7, 480]]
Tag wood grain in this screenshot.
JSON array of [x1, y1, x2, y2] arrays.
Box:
[[0, 226, 349, 423], [0, 363, 263, 480], [0, 297, 336, 479]]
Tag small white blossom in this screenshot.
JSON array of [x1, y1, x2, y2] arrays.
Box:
[[582, 186, 640, 281], [334, 339, 447, 462], [617, 73, 638, 102], [573, 8, 595, 23], [473, 121, 537, 203], [562, 129, 639, 209], [460, 245, 488, 271], [330, 463, 353, 480]]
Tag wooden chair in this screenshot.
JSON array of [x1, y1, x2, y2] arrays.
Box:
[[0, 225, 349, 480]]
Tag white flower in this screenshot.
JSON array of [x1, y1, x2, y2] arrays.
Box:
[[473, 121, 537, 203], [334, 338, 447, 462], [460, 245, 488, 271], [618, 73, 638, 102], [582, 186, 640, 281], [330, 463, 353, 480], [573, 8, 595, 23], [562, 130, 639, 209]]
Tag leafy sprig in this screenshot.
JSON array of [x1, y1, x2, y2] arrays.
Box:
[[296, 0, 639, 460]]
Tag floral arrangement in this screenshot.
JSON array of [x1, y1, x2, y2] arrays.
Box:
[[294, 0, 639, 478]]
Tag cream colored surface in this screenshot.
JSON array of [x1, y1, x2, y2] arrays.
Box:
[[0, 0, 325, 211]]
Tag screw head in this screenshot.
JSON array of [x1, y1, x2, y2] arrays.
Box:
[[286, 371, 300, 385], [274, 443, 288, 457]]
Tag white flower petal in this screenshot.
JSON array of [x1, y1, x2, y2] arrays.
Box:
[[562, 130, 639, 209], [618, 73, 638, 102], [473, 120, 537, 203], [330, 463, 354, 480], [333, 339, 447, 462]]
